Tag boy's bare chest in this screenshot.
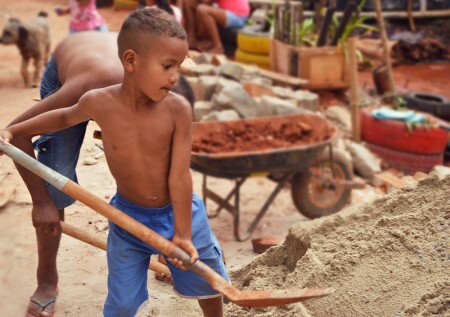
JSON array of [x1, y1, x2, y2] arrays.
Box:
[[96, 110, 174, 153]]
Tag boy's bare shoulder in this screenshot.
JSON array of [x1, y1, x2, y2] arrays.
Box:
[[166, 91, 192, 116], [78, 84, 121, 110]]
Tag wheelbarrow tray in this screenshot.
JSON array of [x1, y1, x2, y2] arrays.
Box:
[[191, 113, 337, 178]]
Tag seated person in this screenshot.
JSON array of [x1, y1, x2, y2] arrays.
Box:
[[146, 0, 183, 23], [183, 0, 250, 54]]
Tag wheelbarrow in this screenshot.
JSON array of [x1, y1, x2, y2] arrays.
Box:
[[191, 113, 362, 241]]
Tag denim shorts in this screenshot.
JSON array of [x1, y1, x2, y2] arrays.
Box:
[[34, 56, 88, 209], [225, 11, 248, 29], [104, 193, 229, 317]]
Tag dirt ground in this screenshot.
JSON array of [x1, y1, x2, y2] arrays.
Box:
[[0, 1, 449, 317]]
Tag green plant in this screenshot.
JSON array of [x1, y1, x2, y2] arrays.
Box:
[[297, 18, 316, 46], [343, 2, 377, 41]]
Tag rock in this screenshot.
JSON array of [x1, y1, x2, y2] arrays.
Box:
[[325, 105, 352, 132], [95, 222, 109, 232], [179, 57, 196, 75], [186, 64, 217, 77], [272, 86, 295, 99], [258, 96, 301, 116], [219, 62, 245, 82], [192, 53, 213, 65], [82, 158, 98, 166], [211, 54, 228, 66], [201, 109, 240, 122], [292, 90, 319, 111], [195, 76, 219, 101], [193, 101, 213, 121], [243, 82, 275, 98], [431, 165, 450, 180], [94, 152, 104, 159], [242, 76, 273, 86], [212, 79, 260, 118], [184, 76, 199, 93], [346, 141, 381, 180]]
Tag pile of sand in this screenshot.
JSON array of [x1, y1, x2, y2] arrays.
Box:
[[226, 171, 449, 317]]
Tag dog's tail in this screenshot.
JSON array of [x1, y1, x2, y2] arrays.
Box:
[[38, 11, 48, 18]]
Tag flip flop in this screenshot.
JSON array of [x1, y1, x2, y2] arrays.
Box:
[[27, 297, 56, 317]]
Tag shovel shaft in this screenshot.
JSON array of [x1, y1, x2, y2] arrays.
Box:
[[1, 139, 336, 307], [0, 140, 230, 294]]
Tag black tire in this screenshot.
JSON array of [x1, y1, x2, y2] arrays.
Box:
[[291, 150, 353, 219], [403, 91, 450, 120]]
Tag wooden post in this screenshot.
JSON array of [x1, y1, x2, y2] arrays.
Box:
[[407, 0, 416, 32], [374, 0, 396, 102], [348, 37, 361, 143]]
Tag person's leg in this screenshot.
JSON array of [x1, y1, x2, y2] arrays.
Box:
[[182, 0, 200, 48], [198, 296, 223, 317], [104, 194, 158, 317], [26, 209, 63, 317], [195, 4, 227, 53], [163, 194, 228, 317], [26, 56, 87, 317]]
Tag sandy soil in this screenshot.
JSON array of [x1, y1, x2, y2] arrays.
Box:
[[0, 2, 449, 317]]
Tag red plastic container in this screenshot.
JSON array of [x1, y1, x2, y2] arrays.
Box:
[[360, 108, 448, 155]]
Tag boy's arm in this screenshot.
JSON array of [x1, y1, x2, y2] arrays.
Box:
[[168, 97, 199, 266], [2, 95, 92, 142]]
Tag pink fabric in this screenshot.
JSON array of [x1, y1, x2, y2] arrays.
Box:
[[149, 5, 182, 23], [69, 0, 106, 31], [217, 0, 250, 17]]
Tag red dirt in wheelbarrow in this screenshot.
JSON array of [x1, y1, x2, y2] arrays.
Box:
[[192, 117, 334, 154]]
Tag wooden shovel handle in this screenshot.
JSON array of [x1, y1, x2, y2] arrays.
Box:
[[60, 221, 170, 275], [0, 140, 231, 294]]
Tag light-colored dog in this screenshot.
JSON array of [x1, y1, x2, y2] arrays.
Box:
[[0, 11, 51, 88]]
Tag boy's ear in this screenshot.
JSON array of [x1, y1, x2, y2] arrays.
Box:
[[123, 50, 137, 72]]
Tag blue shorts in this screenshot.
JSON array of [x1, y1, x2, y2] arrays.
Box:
[[34, 56, 88, 209], [104, 193, 229, 317], [225, 11, 248, 29]]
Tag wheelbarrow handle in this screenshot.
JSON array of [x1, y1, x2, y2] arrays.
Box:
[[0, 139, 230, 294]]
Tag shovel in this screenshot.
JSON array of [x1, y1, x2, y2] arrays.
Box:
[[0, 139, 335, 307]]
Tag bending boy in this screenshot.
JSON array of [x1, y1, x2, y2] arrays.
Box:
[[1, 8, 227, 317]]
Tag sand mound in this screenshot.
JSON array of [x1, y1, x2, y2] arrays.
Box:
[[227, 172, 450, 317]]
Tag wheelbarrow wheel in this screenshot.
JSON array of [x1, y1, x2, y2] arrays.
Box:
[[291, 150, 353, 219]]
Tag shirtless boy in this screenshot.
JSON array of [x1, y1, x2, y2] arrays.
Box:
[[1, 8, 227, 317]]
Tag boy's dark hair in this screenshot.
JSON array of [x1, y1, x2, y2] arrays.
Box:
[[117, 8, 186, 57]]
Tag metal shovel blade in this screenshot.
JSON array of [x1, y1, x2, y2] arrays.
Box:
[[0, 139, 335, 307], [226, 287, 336, 307]]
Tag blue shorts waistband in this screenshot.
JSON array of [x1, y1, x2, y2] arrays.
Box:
[[112, 192, 173, 213]]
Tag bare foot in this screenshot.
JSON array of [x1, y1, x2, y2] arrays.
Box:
[[27, 285, 58, 317]]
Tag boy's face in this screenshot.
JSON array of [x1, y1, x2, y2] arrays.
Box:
[[135, 36, 188, 102]]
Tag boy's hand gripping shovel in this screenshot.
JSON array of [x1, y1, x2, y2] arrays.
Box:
[[0, 139, 335, 307]]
